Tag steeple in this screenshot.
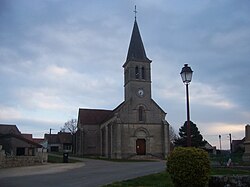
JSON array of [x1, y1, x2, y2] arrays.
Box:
[[125, 19, 151, 63], [123, 15, 152, 102]]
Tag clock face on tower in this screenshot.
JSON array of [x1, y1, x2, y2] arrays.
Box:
[[137, 89, 144, 97]]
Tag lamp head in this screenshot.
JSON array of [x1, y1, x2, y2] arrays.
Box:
[[180, 64, 193, 84]]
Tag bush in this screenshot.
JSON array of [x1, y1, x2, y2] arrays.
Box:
[[167, 147, 210, 187]]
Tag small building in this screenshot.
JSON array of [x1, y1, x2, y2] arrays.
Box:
[[45, 132, 72, 152], [243, 124, 250, 161], [232, 138, 245, 153], [202, 141, 216, 155], [0, 124, 43, 156], [0, 133, 42, 156], [0, 124, 47, 168]]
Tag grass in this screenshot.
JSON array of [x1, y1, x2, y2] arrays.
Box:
[[211, 167, 250, 175], [47, 154, 81, 163], [103, 168, 250, 187], [103, 172, 174, 187], [209, 153, 250, 166]]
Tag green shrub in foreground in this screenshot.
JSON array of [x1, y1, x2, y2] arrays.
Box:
[[167, 147, 210, 187]]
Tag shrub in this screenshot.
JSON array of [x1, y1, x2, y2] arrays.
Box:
[[167, 147, 210, 187]]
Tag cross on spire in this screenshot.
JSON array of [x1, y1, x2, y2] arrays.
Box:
[[134, 5, 137, 20]]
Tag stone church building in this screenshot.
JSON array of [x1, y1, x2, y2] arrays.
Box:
[[76, 18, 170, 159]]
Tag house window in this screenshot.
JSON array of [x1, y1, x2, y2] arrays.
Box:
[[141, 67, 145, 79], [139, 106, 145, 122], [135, 66, 139, 79], [16, 147, 25, 156], [63, 144, 72, 151]]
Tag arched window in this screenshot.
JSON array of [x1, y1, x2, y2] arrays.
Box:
[[139, 106, 145, 122], [141, 67, 145, 79], [135, 66, 139, 79]]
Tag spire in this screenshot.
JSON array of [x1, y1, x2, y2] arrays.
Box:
[[125, 18, 151, 63]]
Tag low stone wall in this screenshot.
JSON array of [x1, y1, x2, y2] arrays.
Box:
[[209, 175, 250, 187], [0, 153, 47, 168], [0, 146, 48, 168]]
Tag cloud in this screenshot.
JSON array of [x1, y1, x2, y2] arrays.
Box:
[[191, 83, 236, 110], [0, 106, 22, 120], [17, 88, 65, 110], [211, 28, 250, 50], [45, 65, 69, 77], [201, 122, 245, 135]]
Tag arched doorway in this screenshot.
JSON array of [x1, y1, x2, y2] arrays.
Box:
[[136, 139, 146, 155]]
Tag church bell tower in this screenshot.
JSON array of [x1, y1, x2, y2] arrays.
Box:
[[123, 19, 152, 103]]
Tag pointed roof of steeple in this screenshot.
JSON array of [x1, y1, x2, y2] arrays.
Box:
[[125, 19, 151, 63]]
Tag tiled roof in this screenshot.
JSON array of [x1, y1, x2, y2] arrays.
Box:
[[44, 134, 59, 144], [0, 134, 42, 147], [22, 134, 33, 140], [32, 138, 45, 144], [78, 109, 113, 125], [45, 132, 72, 144], [0, 124, 21, 135], [58, 132, 72, 144]]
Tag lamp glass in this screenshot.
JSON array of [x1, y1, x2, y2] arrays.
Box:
[[180, 64, 193, 84]]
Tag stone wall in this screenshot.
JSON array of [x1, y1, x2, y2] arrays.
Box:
[[0, 146, 48, 168], [209, 175, 250, 187], [0, 155, 43, 168], [0, 156, 41, 168]]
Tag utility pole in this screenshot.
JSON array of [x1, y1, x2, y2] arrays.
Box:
[[219, 135, 222, 151], [229, 133, 232, 153], [49, 128, 54, 135]]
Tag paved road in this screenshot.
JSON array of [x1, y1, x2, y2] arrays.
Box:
[[0, 159, 166, 187]]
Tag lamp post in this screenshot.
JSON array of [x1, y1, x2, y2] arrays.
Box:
[[180, 64, 193, 147]]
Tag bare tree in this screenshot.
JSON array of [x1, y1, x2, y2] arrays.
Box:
[[169, 125, 178, 143], [61, 119, 77, 134]]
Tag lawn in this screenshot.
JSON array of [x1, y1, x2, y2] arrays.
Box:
[[103, 168, 250, 187], [210, 167, 250, 175], [47, 154, 81, 163], [103, 172, 174, 187], [210, 153, 250, 166]]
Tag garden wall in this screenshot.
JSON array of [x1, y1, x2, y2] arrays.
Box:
[[209, 175, 250, 187], [0, 148, 47, 168], [0, 156, 43, 168]]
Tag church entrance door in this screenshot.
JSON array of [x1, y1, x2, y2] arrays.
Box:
[[136, 139, 146, 155]]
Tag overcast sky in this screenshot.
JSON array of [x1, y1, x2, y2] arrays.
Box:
[[0, 0, 249, 149]]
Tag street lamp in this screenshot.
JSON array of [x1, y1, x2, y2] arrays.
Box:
[[180, 64, 193, 147]]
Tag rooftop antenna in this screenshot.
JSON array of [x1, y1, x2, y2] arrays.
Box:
[[134, 5, 137, 20]]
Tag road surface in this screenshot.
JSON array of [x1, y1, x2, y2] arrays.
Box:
[[0, 158, 166, 187]]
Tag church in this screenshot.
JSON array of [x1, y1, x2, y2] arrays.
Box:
[[76, 16, 170, 159]]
